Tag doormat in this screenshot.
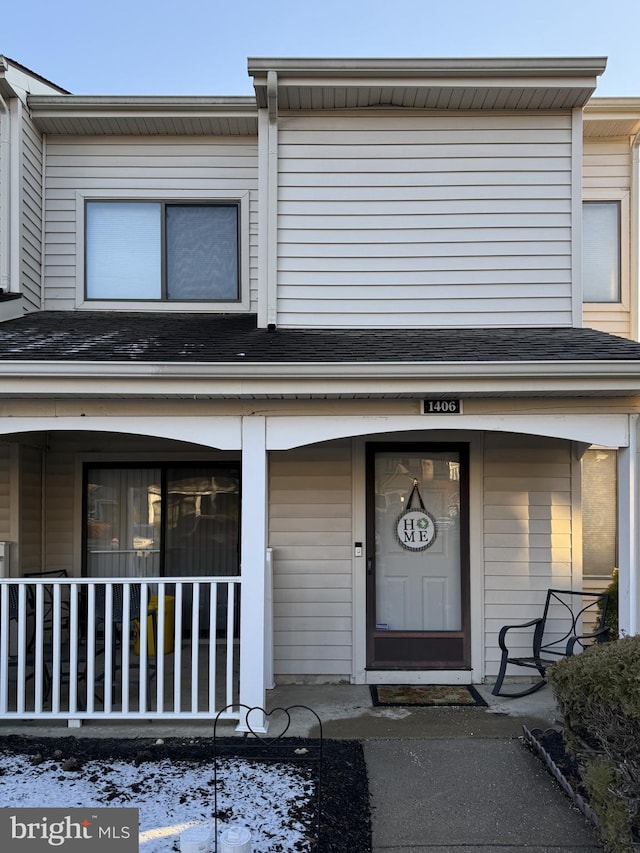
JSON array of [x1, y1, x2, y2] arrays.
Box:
[[370, 684, 488, 707]]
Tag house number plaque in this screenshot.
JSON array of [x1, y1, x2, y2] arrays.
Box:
[[422, 399, 462, 414]]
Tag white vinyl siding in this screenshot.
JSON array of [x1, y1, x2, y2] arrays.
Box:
[[0, 444, 10, 542], [0, 113, 5, 290], [21, 111, 45, 311], [582, 138, 631, 337], [277, 112, 574, 328], [269, 442, 353, 678], [43, 444, 75, 572], [483, 434, 573, 677], [43, 137, 258, 311], [19, 446, 43, 572]]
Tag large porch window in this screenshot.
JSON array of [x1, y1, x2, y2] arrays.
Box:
[[84, 463, 240, 580]]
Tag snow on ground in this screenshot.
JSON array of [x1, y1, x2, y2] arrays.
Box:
[[0, 752, 314, 852]]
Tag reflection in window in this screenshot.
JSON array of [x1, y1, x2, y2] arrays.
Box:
[[582, 449, 617, 577], [583, 201, 621, 303]]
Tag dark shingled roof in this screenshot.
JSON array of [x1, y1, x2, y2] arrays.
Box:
[[0, 312, 640, 363]]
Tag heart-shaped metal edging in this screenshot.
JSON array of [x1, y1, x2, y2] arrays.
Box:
[[245, 705, 292, 746]]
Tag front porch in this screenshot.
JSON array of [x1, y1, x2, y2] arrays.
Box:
[[0, 408, 636, 728], [0, 577, 247, 725]]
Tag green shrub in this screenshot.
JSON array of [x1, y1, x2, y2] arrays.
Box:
[[548, 636, 640, 849], [599, 569, 619, 640], [581, 756, 636, 853], [548, 634, 640, 723]]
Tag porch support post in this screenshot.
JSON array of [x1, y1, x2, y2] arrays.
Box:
[[618, 415, 639, 637], [237, 415, 268, 731]]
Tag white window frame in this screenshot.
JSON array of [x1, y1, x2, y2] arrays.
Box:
[[75, 190, 251, 312], [582, 189, 630, 309]]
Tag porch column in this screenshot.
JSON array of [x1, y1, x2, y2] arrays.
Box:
[[618, 415, 639, 636], [238, 416, 268, 730]]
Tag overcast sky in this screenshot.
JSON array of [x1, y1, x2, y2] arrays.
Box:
[[2, 0, 639, 97]]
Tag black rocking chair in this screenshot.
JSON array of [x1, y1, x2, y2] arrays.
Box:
[[492, 588, 610, 698]]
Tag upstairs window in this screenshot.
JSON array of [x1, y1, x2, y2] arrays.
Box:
[[582, 201, 621, 303], [85, 201, 239, 301]]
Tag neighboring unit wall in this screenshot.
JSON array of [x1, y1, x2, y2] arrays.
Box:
[[276, 111, 574, 328], [0, 109, 6, 293], [269, 441, 353, 680], [21, 110, 45, 311], [582, 136, 631, 337], [43, 136, 259, 311], [483, 433, 573, 677]]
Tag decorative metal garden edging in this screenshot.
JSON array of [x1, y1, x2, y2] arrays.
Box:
[[213, 704, 323, 852], [522, 724, 602, 833]]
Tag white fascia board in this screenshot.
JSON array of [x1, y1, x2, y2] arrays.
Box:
[[0, 360, 639, 397], [248, 57, 607, 80], [0, 359, 639, 379], [28, 95, 256, 113]]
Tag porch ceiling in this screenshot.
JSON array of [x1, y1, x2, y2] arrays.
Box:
[[0, 313, 639, 399]]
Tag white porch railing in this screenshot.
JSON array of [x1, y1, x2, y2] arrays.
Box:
[[0, 577, 241, 724]]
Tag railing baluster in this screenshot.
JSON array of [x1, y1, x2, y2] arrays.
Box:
[[16, 585, 27, 714], [0, 586, 9, 713], [33, 584, 45, 712], [139, 582, 149, 713], [51, 585, 62, 713], [82, 584, 93, 715], [121, 583, 130, 714], [173, 582, 183, 712], [208, 581, 217, 714], [226, 583, 235, 709], [190, 583, 200, 713], [155, 582, 165, 713], [103, 584, 113, 714]]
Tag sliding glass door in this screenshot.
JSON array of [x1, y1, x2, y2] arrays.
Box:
[[84, 463, 240, 580]]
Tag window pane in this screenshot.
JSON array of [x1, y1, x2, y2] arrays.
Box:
[[166, 205, 238, 300], [582, 449, 617, 577], [86, 468, 161, 577], [164, 467, 240, 577], [86, 202, 161, 299], [583, 202, 620, 302]]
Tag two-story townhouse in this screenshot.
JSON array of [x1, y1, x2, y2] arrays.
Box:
[[1, 54, 640, 727]]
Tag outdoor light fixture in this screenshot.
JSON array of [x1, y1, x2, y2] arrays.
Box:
[[179, 824, 213, 852], [219, 825, 252, 853]]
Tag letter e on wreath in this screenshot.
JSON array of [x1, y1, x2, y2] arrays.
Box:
[[396, 480, 437, 551]]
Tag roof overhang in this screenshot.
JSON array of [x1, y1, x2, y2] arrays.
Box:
[[584, 97, 640, 138], [1, 358, 639, 399], [27, 95, 258, 136], [249, 56, 607, 111]]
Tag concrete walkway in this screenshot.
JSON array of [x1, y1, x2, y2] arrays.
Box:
[[268, 682, 603, 852], [365, 738, 601, 852], [0, 682, 604, 851]]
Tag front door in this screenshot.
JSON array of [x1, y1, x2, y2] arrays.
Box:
[[366, 444, 470, 669]]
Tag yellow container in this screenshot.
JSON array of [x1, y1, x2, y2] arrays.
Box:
[[134, 594, 175, 655]]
